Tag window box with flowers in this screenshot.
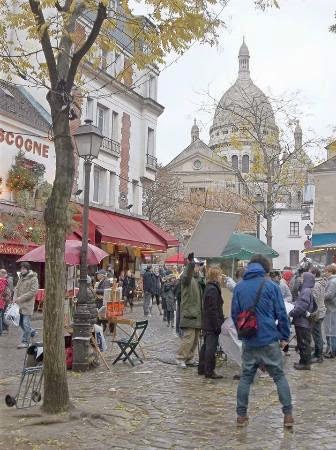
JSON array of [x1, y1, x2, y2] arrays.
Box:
[[0, 213, 46, 245], [6, 151, 46, 195], [6, 165, 37, 193]]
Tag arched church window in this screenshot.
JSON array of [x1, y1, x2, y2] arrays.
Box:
[[231, 155, 238, 170], [297, 191, 302, 203], [242, 155, 249, 173]]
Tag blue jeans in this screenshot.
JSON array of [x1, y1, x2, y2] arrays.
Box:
[[143, 291, 152, 316], [326, 336, 336, 355], [311, 319, 324, 358], [237, 341, 292, 417], [0, 309, 8, 335], [19, 314, 36, 344]]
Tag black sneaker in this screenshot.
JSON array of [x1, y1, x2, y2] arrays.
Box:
[[311, 357, 323, 364], [293, 362, 311, 370], [205, 373, 223, 379]]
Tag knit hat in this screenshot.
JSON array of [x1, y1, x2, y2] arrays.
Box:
[[282, 270, 293, 285]]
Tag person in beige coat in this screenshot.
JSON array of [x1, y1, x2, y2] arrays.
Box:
[[14, 262, 39, 348]]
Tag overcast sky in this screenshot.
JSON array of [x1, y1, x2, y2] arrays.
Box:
[[155, 0, 336, 165]]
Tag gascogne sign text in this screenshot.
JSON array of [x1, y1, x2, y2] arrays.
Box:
[[0, 129, 49, 158]]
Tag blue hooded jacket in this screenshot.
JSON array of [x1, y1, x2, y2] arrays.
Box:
[[231, 263, 291, 348]]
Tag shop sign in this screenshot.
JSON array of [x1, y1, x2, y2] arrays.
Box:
[[0, 243, 32, 255], [0, 129, 49, 159]]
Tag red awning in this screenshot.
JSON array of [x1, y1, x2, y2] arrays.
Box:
[[88, 208, 176, 251], [165, 253, 186, 264]]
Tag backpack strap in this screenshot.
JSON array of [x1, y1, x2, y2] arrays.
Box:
[[237, 278, 266, 313], [251, 279, 266, 311]]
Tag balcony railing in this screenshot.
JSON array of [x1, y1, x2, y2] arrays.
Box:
[[146, 153, 157, 170], [101, 137, 120, 157]]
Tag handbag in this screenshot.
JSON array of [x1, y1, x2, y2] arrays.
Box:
[[4, 303, 20, 327], [237, 280, 266, 339]]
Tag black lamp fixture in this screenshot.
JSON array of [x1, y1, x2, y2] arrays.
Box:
[[304, 223, 313, 238], [125, 204, 133, 210], [74, 189, 83, 196]]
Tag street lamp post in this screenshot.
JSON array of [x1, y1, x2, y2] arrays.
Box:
[[72, 120, 103, 372]]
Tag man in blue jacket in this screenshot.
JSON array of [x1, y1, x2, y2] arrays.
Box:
[[231, 255, 293, 428]]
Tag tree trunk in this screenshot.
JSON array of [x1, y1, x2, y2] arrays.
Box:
[[266, 172, 273, 249], [266, 214, 272, 248], [42, 98, 74, 413]]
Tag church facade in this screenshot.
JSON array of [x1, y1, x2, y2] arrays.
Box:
[[165, 120, 245, 195], [165, 39, 314, 267]]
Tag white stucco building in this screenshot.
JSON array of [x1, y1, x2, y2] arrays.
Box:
[[259, 205, 314, 269], [76, 9, 164, 215], [0, 82, 55, 202]]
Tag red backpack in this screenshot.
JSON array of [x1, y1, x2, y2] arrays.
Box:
[[236, 280, 266, 339]]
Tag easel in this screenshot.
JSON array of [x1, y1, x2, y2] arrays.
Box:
[[90, 335, 111, 370]]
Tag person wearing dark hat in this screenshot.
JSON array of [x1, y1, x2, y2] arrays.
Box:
[[14, 262, 39, 349], [95, 270, 111, 310]]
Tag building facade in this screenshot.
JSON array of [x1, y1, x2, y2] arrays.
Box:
[[165, 120, 244, 194], [306, 154, 336, 265], [0, 82, 55, 202], [165, 39, 314, 266], [0, 7, 177, 277], [259, 206, 314, 269]]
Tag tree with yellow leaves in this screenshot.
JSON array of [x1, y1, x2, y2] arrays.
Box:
[[174, 188, 256, 239], [210, 83, 315, 248], [0, 0, 281, 414]]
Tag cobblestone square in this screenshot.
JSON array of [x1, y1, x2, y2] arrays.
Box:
[[0, 308, 335, 449]]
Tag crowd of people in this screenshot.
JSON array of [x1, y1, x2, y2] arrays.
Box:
[[2, 252, 336, 429], [135, 254, 336, 428]]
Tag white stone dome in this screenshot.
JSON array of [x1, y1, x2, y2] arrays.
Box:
[[209, 40, 278, 150]]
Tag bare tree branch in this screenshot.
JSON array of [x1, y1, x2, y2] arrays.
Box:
[[28, 0, 58, 88], [66, 2, 107, 91]]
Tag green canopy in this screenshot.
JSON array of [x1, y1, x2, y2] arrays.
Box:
[[219, 232, 279, 260]]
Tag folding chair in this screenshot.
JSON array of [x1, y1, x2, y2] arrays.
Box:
[[112, 320, 148, 366]]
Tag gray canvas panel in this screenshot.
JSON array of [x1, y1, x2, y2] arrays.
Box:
[[184, 210, 241, 258]]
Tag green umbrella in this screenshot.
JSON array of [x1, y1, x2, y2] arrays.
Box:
[[219, 232, 279, 260]]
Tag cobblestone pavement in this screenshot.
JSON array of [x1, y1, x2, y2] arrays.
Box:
[[0, 306, 336, 449]]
